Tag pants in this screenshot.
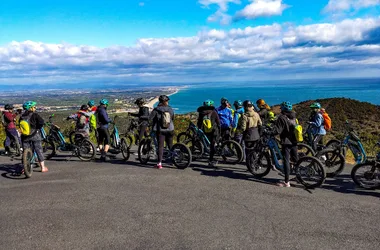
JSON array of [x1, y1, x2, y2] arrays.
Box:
[[157, 131, 174, 163], [138, 124, 148, 144], [281, 144, 298, 183], [234, 133, 246, 161], [312, 134, 324, 152], [5, 128, 21, 148], [220, 128, 231, 141], [205, 133, 217, 162], [23, 140, 44, 162], [97, 127, 110, 146]]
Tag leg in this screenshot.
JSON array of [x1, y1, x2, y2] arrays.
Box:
[[138, 124, 148, 144], [165, 132, 174, 151], [32, 140, 48, 172], [281, 145, 291, 184], [157, 133, 165, 167], [103, 128, 110, 155], [312, 134, 323, 152], [4, 130, 12, 152]]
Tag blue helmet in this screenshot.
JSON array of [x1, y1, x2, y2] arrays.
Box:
[[100, 99, 109, 105], [88, 100, 95, 107], [203, 99, 214, 106], [280, 101, 292, 112], [23, 101, 37, 111], [310, 102, 321, 109], [233, 100, 243, 109]]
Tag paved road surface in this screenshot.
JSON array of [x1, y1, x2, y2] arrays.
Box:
[[0, 151, 379, 250]]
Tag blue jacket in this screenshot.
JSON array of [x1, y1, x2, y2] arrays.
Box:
[[232, 107, 244, 129], [97, 106, 111, 129], [217, 106, 233, 129], [309, 112, 326, 136]]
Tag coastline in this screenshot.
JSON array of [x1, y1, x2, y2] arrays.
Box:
[[146, 88, 180, 109]]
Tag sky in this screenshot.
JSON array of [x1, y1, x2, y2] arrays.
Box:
[[0, 0, 380, 85]]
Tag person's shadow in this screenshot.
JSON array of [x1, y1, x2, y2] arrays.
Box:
[[0, 163, 26, 180]]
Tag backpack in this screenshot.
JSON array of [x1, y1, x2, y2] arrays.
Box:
[[77, 113, 88, 129], [322, 112, 332, 131], [19, 113, 35, 136], [1, 113, 8, 127], [159, 110, 171, 129], [286, 116, 303, 143], [89, 114, 97, 130], [217, 108, 232, 129], [202, 113, 213, 133]]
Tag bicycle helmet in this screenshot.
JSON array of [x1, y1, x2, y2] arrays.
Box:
[[23, 101, 37, 111], [203, 99, 214, 107], [80, 104, 89, 110], [233, 100, 243, 109], [221, 97, 229, 105], [159, 95, 170, 103], [256, 99, 266, 108], [88, 100, 95, 107], [243, 100, 253, 108], [134, 98, 145, 105], [100, 99, 109, 105], [280, 101, 292, 112], [310, 102, 321, 109], [4, 104, 14, 110]]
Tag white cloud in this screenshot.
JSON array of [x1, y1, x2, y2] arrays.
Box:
[[323, 0, 380, 13], [235, 0, 290, 20], [1, 17, 380, 84], [199, 0, 240, 24]]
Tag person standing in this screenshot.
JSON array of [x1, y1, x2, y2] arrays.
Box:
[[197, 99, 221, 168], [97, 99, 112, 161], [256, 99, 275, 126], [2, 104, 22, 156], [149, 95, 175, 169], [129, 98, 150, 145], [216, 97, 233, 141], [308, 102, 326, 151], [20, 101, 48, 172], [272, 101, 299, 187]]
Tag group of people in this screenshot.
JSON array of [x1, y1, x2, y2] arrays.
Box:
[[1, 95, 329, 187]]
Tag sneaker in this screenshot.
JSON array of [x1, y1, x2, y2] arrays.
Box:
[[277, 181, 290, 187], [208, 160, 218, 168], [156, 163, 162, 169]]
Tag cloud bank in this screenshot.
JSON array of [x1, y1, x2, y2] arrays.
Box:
[[1, 17, 380, 84]]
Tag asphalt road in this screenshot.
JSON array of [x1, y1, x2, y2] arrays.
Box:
[[0, 150, 379, 250]]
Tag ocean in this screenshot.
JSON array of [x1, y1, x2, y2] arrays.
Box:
[[167, 78, 380, 114]]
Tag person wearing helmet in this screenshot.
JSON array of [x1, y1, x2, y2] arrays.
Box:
[[149, 95, 175, 169], [216, 97, 233, 141], [271, 101, 299, 187], [66, 104, 94, 136], [237, 100, 262, 159], [197, 99, 221, 167], [129, 98, 150, 145], [307, 102, 326, 151], [2, 104, 22, 155], [20, 101, 47, 172], [97, 99, 112, 161], [256, 99, 275, 126], [87, 100, 98, 132]]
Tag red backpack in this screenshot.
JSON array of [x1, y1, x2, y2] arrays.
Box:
[[321, 111, 332, 131]]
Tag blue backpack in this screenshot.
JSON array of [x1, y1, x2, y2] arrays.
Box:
[[217, 107, 232, 129]]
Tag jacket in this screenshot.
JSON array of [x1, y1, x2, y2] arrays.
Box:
[[309, 112, 326, 136], [2, 111, 17, 130], [97, 105, 111, 129], [216, 106, 233, 129], [20, 111, 45, 142], [130, 105, 150, 125], [239, 110, 262, 141], [149, 104, 175, 132], [197, 106, 221, 135], [273, 111, 298, 145], [68, 110, 94, 133], [232, 107, 245, 129]]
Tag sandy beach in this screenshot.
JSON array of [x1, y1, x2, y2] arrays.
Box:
[[146, 88, 180, 109]]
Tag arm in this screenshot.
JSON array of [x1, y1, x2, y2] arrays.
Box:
[[309, 113, 323, 127], [67, 113, 78, 121], [241, 115, 247, 132], [229, 110, 233, 128], [148, 109, 157, 127], [273, 116, 286, 135], [197, 113, 203, 129]]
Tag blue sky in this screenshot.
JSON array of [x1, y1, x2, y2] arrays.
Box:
[[0, 0, 380, 85]]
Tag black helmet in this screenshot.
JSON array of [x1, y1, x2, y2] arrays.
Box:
[[159, 95, 170, 103], [135, 98, 145, 105], [80, 104, 89, 110], [221, 97, 229, 105], [243, 100, 253, 108], [4, 104, 14, 110]]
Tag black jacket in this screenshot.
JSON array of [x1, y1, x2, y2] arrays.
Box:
[[273, 111, 298, 145], [130, 106, 150, 125], [197, 106, 220, 135]]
